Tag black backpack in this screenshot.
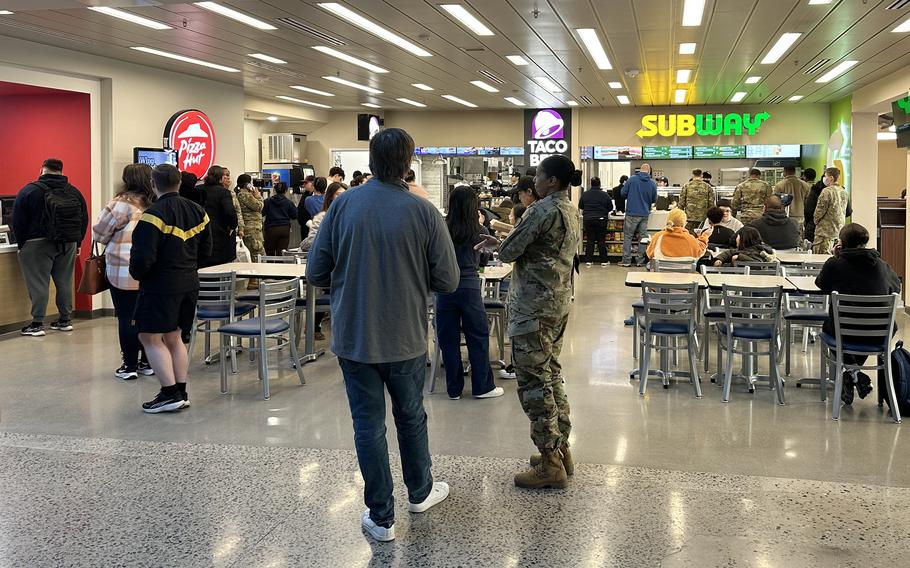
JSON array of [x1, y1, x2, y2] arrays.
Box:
[[37, 181, 85, 243], [879, 341, 910, 417]]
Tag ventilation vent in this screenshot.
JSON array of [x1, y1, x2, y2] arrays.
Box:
[[479, 70, 505, 84], [463, 47, 486, 52], [765, 95, 783, 104], [886, 0, 910, 10], [580, 95, 594, 105], [276, 18, 345, 46], [803, 58, 830, 75], [246, 60, 304, 78], [0, 19, 93, 46]]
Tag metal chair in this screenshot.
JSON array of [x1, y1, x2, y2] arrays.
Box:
[[780, 265, 827, 380], [637, 282, 702, 398], [632, 259, 696, 360], [482, 275, 507, 368], [820, 292, 901, 422], [217, 278, 305, 400], [738, 261, 779, 275], [718, 284, 785, 405], [188, 271, 254, 370], [699, 265, 749, 377]]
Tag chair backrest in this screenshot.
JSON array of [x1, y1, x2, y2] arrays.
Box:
[[781, 265, 822, 278], [283, 250, 309, 261], [831, 292, 898, 351], [721, 284, 782, 330], [198, 271, 237, 310], [739, 261, 779, 275], [258, 254, 297, 264], [654, 259, 696, 273], [700, 265, 749, 276], [257, 277, 300, 323], [641, 282, 699, 329]]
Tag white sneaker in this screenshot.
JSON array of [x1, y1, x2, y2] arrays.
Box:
[[585, 262, 593, 266], [475, 386, 505, 399], [361, 510, 395, 542], [448, 395, 461, 400], [408, 481, 450, 513], [601, 262, 610, 266], [498, 369, 516, 380]]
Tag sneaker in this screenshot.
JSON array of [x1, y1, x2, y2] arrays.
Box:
[[498, 368, 516, 380], [475, 386, 505, 399], [361, 510, 395, 542], [408, 481, 450, 513], [137, 361, 156, 376], [624, 316, 635, 326], [448, 395, 461, 400], [619, 262, 632, 268], [585, 262, 593, 266], [141, 390, 186, 413], [181, 392, 191, 408], [114, 365, 139, 381], [50, 320, 73, 332], [20, 323, 45, 337], [601, 262, 610, 266]]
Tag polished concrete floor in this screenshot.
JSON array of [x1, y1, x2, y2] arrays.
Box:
[[1, 265, 908, 566]]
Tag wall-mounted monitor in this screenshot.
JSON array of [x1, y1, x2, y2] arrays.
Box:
[[693, 145, 746, 159], [357, 113, 382, 141], [579, 146, 594, 160], [133, 147, 177, 167], [593, 146, 642, 160], [456, 147, 477, 155], [643, 146, 693, 159], [437, 147, 457, 155], [746, 144, 800, 159], [500, 146, 524, 155], [892, 97, 910, 148], [477, 147, 499, 155]]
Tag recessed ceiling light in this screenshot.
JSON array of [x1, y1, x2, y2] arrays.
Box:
[[745, 76, 762, 84], [674, 89, 687, 104], [815, 60, 859, 83], [362, 103, 381, 108], [892, 17, 910, 33], [575, 28, 613, 70], [248, 53, 287, 64], [276, 95, 332, 109], [761, 32, 802, 64], [617, 95, 630, 105], [789, 95, 804, 101], [533, 76, 563, 93], [397, 98, 427, 108], [504, 97, 526, 106], [442, 94, 478, 108], [194, 2, 276, 30], [316, 3, 432, 57], [608, 81, 622, 89], [267, 116, 279, 122], [679, 42, 697, 54], [730, 91, 747, 102], [312, 46, 388, 73], [322, 75, 383, 94], [440, 4, 494, 36], [470, 80, 499, 93], [290, 85, 335, 97], [130, 46, 240, 72], [676, 69, 692, 83], [506, 55, 528, 65], [878, 132, 897, 140], [682, 0, 705, 26], [565, 100, 579, 106], [412, 83, 434, 91], [88, 7, 171, 29]]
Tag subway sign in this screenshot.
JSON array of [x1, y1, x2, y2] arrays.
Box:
[[637, 112, 770, 138]]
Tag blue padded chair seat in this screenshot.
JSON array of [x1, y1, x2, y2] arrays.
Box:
[[783, 308, 827, 322], [197, 303, 255, 320], [218, 317, 290, 336], [483, 298, 506, 310], [637, 317, 690, 335], [820, 332, 887, 353], [295, 297, 331, 308], [716, 323, 775, 340]]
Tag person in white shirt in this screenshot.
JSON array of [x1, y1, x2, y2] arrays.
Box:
[[701, 199, 743, 232]]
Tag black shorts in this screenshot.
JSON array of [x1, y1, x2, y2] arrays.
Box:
[[133, 290, 198, 335]]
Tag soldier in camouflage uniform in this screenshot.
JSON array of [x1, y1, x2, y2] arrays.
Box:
[[497, 154, 580, 489], [678, 169, 715, 231], [732, 168, 772, 226], [235, 175, 265, 261], [813, 167, 850, 254]]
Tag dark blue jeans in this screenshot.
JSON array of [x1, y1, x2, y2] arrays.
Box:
[[339, 354, 433, 527], [435, 287, 496, 398]]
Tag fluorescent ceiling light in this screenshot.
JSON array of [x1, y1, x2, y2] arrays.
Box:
[[608, 81, 622, 89], [533, 76, 563, 93], [362, 103, 381, 108], [679, 42, 697, 55], [761, 32, 801, 64], [890, 125, 897, 132], [470, 80, 499, 93], [88, 7, 171, 29], [676, 69, 692, 83], [682, 0, 705, 26], [322, 75, 383, 94], [312, 45, 388, 73], [412, 83, 434, 91], [194, 2, 276, 30], [878, 132, 897, 140], [440, 4, 494, 36], [745, 76, 762, 84], [731, 91, 747, 102], [397, 98, 427, 107], [0, 10, 13, 15], [674, 89, 687, 104], [816, 60, 858, 83], [617, 95, 630, 105], [290, 85, 335, 97], [506, 55, 528, 65], [267, 116, 278, 122], [248, 53, 286, 64], [442, 94, 478, 108], [789, 95, 804, 101], [276, 95, 332, 109], [809, 0, 832, 4], [575, 28, 612, 70], [316, 3, 432, 57], [504, 97, 526, 106], [130, 46, 240, 72], [892, 17, 910, 33], [565, 100, 579, 106]]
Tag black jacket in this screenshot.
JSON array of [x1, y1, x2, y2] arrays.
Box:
[[750, 211, 799, 249], [707, 225, 736, 247], [198, 183, 238, 267], [578, 187, 614, 221], [804, 181, 825, 242], [611, 184, 626, 212], [297, 191, 313, 238], [263, 194, 299, 229], [130, 192, 212, 294], [12, 174, 88, 248]]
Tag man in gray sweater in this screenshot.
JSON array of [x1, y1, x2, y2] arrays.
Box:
[[307, 128, 460, 542]]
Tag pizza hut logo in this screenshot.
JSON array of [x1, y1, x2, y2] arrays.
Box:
[[163, 109, 216, 178]]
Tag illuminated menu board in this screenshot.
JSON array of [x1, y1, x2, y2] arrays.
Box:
[[593, 146, 643, 160], [693, 145, 746, 159], [500, 146, 525, 155], [746, 144, 801, 159], [579, 146, 594, 160], [476, 147, 499, 155], [456, 147, 477, 155], [643, 146, 693, 159], [436, 147, 457, 155]]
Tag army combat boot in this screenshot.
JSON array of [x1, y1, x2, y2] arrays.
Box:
[[514, 449, 568, 489], [530, 444, 574, 475]]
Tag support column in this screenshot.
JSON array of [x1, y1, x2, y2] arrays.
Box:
[[851, 112, 879, 248]]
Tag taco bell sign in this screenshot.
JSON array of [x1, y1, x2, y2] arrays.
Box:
[[524, 108, 572, 166]]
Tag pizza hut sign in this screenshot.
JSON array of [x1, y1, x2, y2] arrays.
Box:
[[163, 109, 216, 178]]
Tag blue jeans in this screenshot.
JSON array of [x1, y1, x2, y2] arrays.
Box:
[[622, 215, 649, 265], [339, 355, 433, 527], [435, 287, 496, 398]]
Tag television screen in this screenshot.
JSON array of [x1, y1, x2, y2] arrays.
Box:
[[746, 144, 800, 159], [437, 147, 457, 155], [693, 145, 746, 159], [643, 146, 692, 159], [133, 147, 177, 167], [357, 114, 382, 141], [456, 147, 477, 155], [579, 146, 594, 160], [477, 147, 499, 155], [892, 96, 910, 148], [500, 146, 524, 155]]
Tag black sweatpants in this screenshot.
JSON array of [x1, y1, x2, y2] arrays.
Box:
[[583, 218, 608, 262], [108, 286, 147, 368]]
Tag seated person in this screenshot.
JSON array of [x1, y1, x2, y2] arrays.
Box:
[[646, 208, 710, 263], [749, 196, 799, 250], [815, 223, 901, 404], [701, 206, 736, 247], [712, 226, 776, 266], [701, 199, 744, 233]]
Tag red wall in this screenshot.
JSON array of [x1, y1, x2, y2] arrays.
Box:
[[0, 88, 92, 311]]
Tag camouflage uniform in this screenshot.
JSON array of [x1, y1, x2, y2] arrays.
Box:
[[236, 188, 265, 261], [679, 180, 715, 230], [499, 190, 580, 451], [774, 175, 810, 238], [732, 178, 772, 225], [812, 184, 848, 254]]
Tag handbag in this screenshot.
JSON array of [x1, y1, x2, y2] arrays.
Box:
[[77, 241, 109, 295]]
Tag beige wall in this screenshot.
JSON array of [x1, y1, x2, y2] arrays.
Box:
[[878, 141, 909, 198], [305, 112, 370, 176], [383, 110, 523, 146]]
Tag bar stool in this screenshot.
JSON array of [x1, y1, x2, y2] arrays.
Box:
[[637, 281, 702, 398]]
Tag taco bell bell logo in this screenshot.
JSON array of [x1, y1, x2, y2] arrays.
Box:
[[531, 109, 565, 139], [526, 108, 569, 166]]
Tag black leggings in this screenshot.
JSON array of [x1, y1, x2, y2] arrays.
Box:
[[109, 286, 147, 367]]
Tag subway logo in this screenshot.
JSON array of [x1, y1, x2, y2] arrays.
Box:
[[637, 112, 771, 138]]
